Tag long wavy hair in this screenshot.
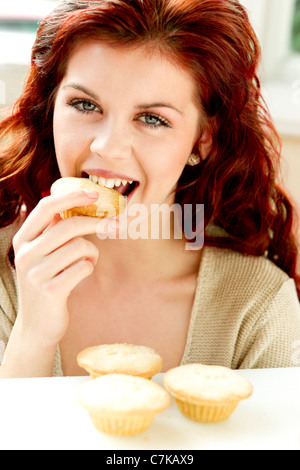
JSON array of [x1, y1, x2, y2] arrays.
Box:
[[0, 0, 299, 296]]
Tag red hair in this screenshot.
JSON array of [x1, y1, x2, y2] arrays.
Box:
[[0, 0, 299, 296]]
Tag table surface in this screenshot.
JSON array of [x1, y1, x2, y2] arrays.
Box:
[[0, 368, 299, 450]]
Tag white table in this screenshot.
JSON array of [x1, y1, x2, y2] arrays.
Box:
[[0, 369, 299, 450]]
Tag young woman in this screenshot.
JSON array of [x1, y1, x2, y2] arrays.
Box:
[[0, 0, 299, 378]]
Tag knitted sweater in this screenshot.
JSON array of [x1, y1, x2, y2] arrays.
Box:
[[1, 222, 300, 375]]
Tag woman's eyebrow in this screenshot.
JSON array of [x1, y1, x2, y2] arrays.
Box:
[[62, 83, 100, 101], [136, 103, 183, 115]]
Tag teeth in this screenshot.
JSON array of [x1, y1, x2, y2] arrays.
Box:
[[89, 175, 134, 188], [91, 175, 98, 183], [105, 178, 115, 189], [98, 177, 106, 187]]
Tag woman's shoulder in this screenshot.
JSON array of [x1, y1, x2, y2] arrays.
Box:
[[0, 225, 14, 252], [199, 245, 297, 307], [203, 245, 289, 279], [0, 220, 20, 319], [0, 220, 20, 267]]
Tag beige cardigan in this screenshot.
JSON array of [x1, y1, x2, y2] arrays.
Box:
[[1, 222, 300, 375]]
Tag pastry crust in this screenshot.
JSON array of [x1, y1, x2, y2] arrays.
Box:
[[164, 364, 253, 423], [78, 374, 171, 436], [77, 343, 163, 379], [50, 177, 127, 219]]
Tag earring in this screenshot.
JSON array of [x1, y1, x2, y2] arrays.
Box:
[[187, 153, 201, 166]]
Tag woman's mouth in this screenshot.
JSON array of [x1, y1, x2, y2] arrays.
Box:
[[82, 172, 139, 199]]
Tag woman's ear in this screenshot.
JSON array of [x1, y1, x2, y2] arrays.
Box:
[[197, 126, 213, 161]]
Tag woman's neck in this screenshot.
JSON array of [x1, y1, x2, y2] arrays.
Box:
[[86, 204, 203, 283], [88, 234, 201, 284]]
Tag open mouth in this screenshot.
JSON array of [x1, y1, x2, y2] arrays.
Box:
[[82, 172, 139, 199]]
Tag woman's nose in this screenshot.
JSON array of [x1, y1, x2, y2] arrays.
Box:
[[90, 118, 133, 161]]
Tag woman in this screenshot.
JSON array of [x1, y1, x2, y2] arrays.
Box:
[[0, 0, 299, 378]]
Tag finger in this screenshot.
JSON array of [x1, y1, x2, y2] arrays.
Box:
[[45, 259, 96, 298], [34, 237, 99, 281], [43, 214, 62, 233], [29, 215, 101, 259], [13, 191, 99, 248]]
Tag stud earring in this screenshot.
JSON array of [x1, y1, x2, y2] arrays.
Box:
[[187, 153, 201, 166]]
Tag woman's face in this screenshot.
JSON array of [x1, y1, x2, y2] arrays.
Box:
[[53, 40, 203, 211]]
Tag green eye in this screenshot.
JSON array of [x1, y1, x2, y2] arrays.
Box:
[[138, 113, 171, 129], [81, 101, 96, 112], [67, 99, 101, 114], [142, 115, 161, 125]]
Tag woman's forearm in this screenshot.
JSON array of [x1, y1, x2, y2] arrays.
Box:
[[0, 321, 57, 378]]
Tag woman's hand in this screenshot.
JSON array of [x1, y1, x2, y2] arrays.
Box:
[[1, 190, 100, 377]]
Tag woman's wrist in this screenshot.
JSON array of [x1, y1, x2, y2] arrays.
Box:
[[0, 320, 58, 378]]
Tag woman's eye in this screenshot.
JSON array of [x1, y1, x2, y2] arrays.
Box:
[[81, 101, 97, 112], [67, 99, 101, 114], [138, 113, 171, 129]]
